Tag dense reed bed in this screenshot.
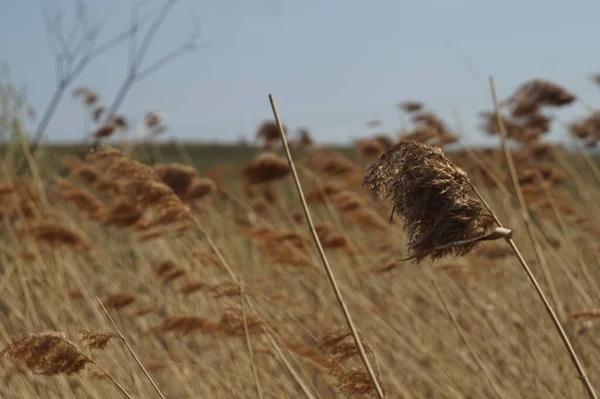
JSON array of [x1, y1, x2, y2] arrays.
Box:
[[2, 78, 600, 398]]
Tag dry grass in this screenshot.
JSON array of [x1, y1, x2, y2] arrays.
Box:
[[3, 75, 600, 398]]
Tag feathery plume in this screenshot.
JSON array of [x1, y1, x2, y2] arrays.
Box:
[[79, 330, 118, 350], [1, 332, 91, 376], [363, 141, 494, 262], [241, 153, 291, 184]]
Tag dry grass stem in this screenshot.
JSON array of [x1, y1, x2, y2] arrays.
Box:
[[269, 94, 385, 399]]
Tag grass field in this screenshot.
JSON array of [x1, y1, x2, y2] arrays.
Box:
[[2, 80, 600, 398]]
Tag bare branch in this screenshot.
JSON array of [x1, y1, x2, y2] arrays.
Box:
[[135, 41, 198, 81], [66, 0, 84, 47], [42, 4, 60, 60], [132, 0, 177, 72]]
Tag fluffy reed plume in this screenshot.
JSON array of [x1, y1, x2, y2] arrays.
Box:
[[61, 156, 102, 186], [399, 100, 424, 113], [331, 190, 363, 210], [131, 306, 154, 318], [250, 226, 309, 252], [73, 86, 90, 98], [185, 178, 216, 202], [305, 183, 344, 204], [480, 111, 521, 136], [374, 134, 394, 149], [256, 120, 285, 141], [85, 146, 190, 230], [319, 328, 373, 363], [179, 280, 208, 296], [152, 260, 186, 286], [516, 165, 566, 187], [145, 112, 162, 128], [507, 79, 576, 108], [243, 183, 278, 204], [328, 190, 388, 231], [568, 310, 600, 321], [1, 332, 92, 376], [22, 221, 91, 250], [54, 177, 103, 218], [217, 305, 263, 336], [211, 281, 243, 298], [363, 141, 494, 262], [79, 330, 118, 350], [248, 226, 312, 267], [111, 115, 128, 129], [315, 223, 350, 250], [103, 292, 136, 310], [0, 177, 43, 221], [356, 139, 385, 161], [93, 124, 116, 139], [330, 366, 381, 398], [151, 308, 262, 336], [570, 111, 600, 140], [525, 141, 555, 159], [399, 126, 438, 144], [296, 128, 314, 147], [289, 328, 383, 398], [151, 316, 215, 335], [311, 151, 360, 177], [412, 112, 449, 134], [0, 183, 14, 195], [241, 153, 291, 184], [99, 200, 144, 228], [92, 107, 105, 122], [153, 163, 198, 198], [84, 93, 98, 106]]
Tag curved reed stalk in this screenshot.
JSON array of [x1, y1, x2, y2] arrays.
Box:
[[488, 76, 598, 399], [268, 94, 385, 399]]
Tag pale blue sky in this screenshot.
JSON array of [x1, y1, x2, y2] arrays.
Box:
[[2, 0, 600, 145]]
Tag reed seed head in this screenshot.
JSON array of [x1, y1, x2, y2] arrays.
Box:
[[1, 332, 91, 376], [241, 153, 291, 184], [363, 141, 494, 262]]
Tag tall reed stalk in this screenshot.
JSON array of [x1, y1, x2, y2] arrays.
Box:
[[268, 94, 385, 399]]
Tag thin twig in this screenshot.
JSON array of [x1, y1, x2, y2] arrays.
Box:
[[97, 297, 167, 399], [485, 77, 598, 399], [269, 94, 385, 399], [398, 227, 512, 262]]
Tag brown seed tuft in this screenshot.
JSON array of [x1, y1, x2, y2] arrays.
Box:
[[363, 141, 494, 262], [184, 178, 216, 202], [79, 330, 118, 350], [356, 139, 385, 161], [102, 292, 136, 310], [241, 153, 290, 184], [1, 332, 91, 376], [399, 101, 424, 113], [154, 163, 198, 198], [152, 260, 186, 286], [152, 316, 215, 335], [22, 222, 91, 250]]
